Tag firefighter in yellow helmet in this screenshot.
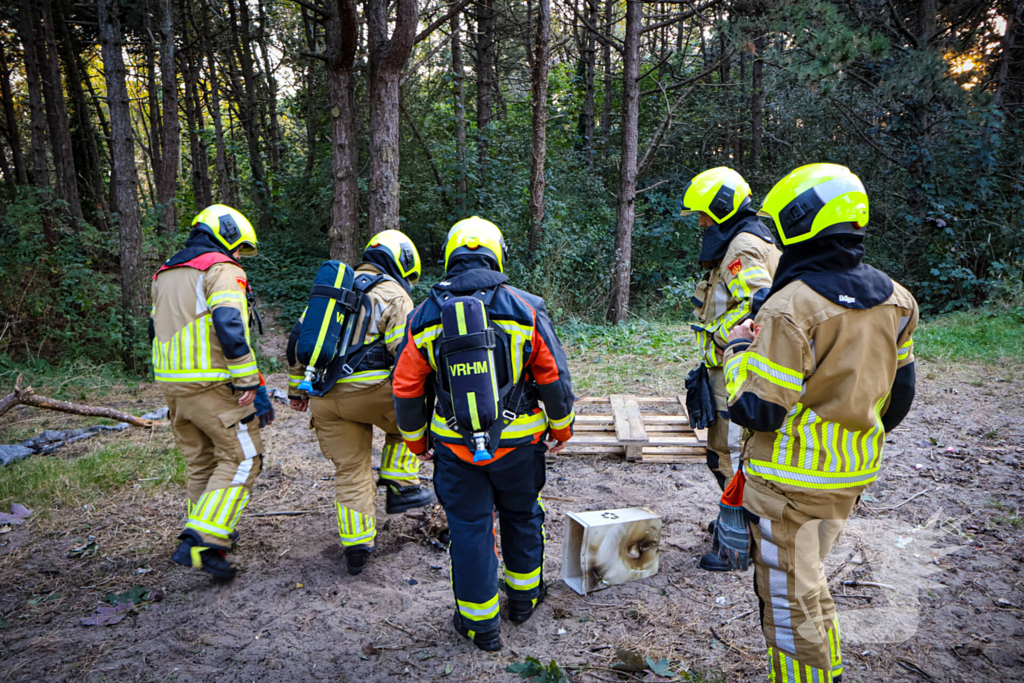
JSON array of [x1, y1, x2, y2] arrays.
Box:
[[722, 164, 919, 681], [679, 167, 780, 571], [153, 205, 274, 579], [286, 230, 432, 575]]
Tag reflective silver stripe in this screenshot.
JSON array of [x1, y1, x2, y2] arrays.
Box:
[[748, 461, 878, 486], [898, 315, 910, 335], [195, 274, 208, 315], [186, 518, 231, 537]]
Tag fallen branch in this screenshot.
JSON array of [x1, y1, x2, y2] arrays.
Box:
[[842, 580, 896, 591], [0, 374, 154, 428], [862, 488, 933, 512], [244, 510, 319, 517]]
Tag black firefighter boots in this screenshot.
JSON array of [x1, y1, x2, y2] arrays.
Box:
[[171, 529, 237, 579], [507, 581, 547, 625], [453, 611, 502, 652], [344, 543, 374, 576], [384, 482, 435, 514]]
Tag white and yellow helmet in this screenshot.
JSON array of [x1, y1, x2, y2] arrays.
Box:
[[679, 167, 752, 224], [192, 205, 258, 257], [758, 164, 869, 246]]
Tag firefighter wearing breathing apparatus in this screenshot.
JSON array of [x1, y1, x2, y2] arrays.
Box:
[[679, 167, 780, 572], [286, 230, 431, 576], [153, 205, 274, 580], [723, 164, 919, 682], [392, 217, 575, 652]]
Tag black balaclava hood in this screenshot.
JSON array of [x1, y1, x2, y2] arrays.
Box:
[[437, 252, 509, 293], [697, 202, 775, 264], [362, 249, 413, 293], [162, 228, 239, 269], [766, 234, 893, 309]]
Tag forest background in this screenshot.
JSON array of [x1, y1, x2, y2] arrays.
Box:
[[0, 0, 1021, 374]]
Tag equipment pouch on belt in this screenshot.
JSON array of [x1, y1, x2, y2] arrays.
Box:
[[685, 363, 717, 430], [438, 297, 503, 463], [296, 261, 359, 392], [715, 470, 751, 570]]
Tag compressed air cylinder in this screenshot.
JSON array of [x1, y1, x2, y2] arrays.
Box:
[[439, 296, 500, 462], [295, 261, 355, 392]]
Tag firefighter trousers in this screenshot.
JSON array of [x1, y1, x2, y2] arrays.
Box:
[[166, 384, 264, 550], [309, 380, 419, 547], [745, 476, 862, 682], [706, 366, 743, 491], [433, 441, 547, 634]]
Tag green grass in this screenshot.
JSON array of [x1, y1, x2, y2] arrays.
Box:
[[915, 307, 1024, 365], [0, 441, 185, 511]]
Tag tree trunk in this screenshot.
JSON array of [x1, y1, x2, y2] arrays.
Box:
[[452, 12, 468, 208], [581, 0, 597, 166], [55, 0, 108, 228], [600, 0, 612, 140], [301, 8, 319, 178], [39, 0, 83, 224], [98, 0, 146, 339], [527, 0, 550, 254], [143, 8, 162, 198], [228, 0, 271, 231], [325, 0, 361, 263], [475, 0, 495, 173], [607, 0, 640, 324], [751, 34, 764, 172], [182, 9, 212, 209], [256, 0, 283, 181], [0, 135, 14, 191], [995, 0, 1024, 111], [367, 0, 418, 236], [0, 40, 26, 185], [19, 0, 49, 188], [156, 0, 180, 237], [201, 0, 232, 205], [919, 0, 936, 46]]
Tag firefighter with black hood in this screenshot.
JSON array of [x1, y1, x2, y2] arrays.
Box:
[[152, 205, 275, 579], [679, 167, 780, 572], [286, 230, 432, 576], [392, 217, 575, 652], [722, 163, 919, 681]]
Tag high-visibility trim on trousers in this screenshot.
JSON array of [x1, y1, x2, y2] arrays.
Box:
[[768, 647, 834, 683], [186, 485, 250, 540], [456, 593, 500, 621], [504, 565, 541, 591], [379, 442, 420, 483], [336, 502, 376, 546]]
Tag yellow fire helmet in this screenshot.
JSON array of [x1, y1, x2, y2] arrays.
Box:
[[444, 216, 509, 273], [678, 167, 752, 224], [758, 164, 869, 246], [192, 205, 258, 257], [364, 230, 422, 284]]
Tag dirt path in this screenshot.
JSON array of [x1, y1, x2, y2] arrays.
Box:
[[1, 356, 1022, 682]]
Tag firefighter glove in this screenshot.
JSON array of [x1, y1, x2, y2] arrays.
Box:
[[254, 386, 275, 428], [685, 364, 717, 430]]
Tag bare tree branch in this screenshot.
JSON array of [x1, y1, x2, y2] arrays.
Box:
[[415, 0, 473, 43]]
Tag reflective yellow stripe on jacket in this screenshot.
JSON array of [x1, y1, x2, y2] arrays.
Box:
[[152, 317, 232, 382], [747, 397, 888, 490]]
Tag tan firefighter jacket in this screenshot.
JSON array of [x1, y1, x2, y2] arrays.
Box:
[[692, 232, 780, 368], [724, 280, 919, 493], [151, 260, 260, 398]]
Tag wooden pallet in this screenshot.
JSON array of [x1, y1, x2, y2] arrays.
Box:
[[561, 395, 707, 464]]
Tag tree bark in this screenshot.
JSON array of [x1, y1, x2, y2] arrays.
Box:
[[325, 0, 361, 263], [182, 5, 212, 209], [751, 34, 764, 171], [0, 40, 26, 185], [581, 0, 597, 166], [256, 0, 283, 181], [607, 0, 640, 324], [367, 0, 418, 235], [156, 0, 180, 237], [228, 0, 271, 230], [39, 0, 83, 224], [600, 0, 612, 140], [475, 0, 496, 172], [0, 375, 156, 427], [0, 134, 14, 191], [995, 0, 1023, 111], [451, 11, 468, 208], [55, 0, 108, 228], [527, 0, 550, 254], [98, 0, 146, 330], [301, 7, 319, 178], [919, 0, 936, 46], [201, 0, 232, 205]]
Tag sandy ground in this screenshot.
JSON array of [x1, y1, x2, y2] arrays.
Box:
[[0, 353, 1022, 682]]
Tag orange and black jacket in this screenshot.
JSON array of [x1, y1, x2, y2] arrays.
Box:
[[392, 266, 575, 464]]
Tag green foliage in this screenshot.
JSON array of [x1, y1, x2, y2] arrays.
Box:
[[914, 306, 1024, 365], [0, 441, 185, 511], [505, 657, 569, 683]]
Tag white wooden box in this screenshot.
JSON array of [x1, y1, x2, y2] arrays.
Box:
[[561, 507, 662, 596]]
